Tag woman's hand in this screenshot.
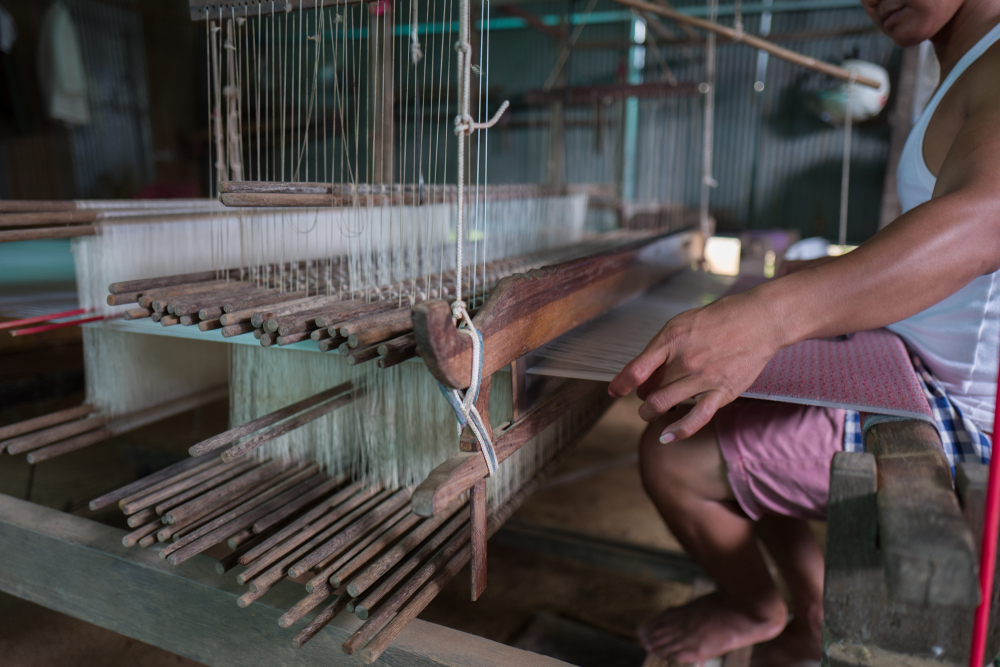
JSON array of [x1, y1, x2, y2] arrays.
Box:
[[608, 291, 785, 443]]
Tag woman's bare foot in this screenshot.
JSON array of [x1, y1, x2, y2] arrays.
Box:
[[638, 591, 787, 662], [750, 608, 822, 666]]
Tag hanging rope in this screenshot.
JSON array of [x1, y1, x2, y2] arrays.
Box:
[[838, 72, 856, 247], [443, 0, 510, 476]]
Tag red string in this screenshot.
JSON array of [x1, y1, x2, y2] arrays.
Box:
[[970, 357, 1000, 666]]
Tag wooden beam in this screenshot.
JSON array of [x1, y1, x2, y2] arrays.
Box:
[[495, 5, 564, 41], [190, 0, 368, 21], [865, 419, 979, 608], [413, 230, 699, 391], [522, 81, 699, 106], [0, 493, 570, 667]]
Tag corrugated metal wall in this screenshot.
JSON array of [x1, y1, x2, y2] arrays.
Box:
[[479, 0, 899, 243]]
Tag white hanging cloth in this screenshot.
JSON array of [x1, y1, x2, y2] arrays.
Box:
[[37, 1, 90, 126]]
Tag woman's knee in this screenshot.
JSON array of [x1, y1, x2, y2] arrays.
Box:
[[638, 411, 728, 501]]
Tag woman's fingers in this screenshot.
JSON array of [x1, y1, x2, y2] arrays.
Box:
[[656, 392, 728, 443], [637, 377, 703, 422], [610, 332, 673, 397]]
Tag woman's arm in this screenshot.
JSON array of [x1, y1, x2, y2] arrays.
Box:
[[609, 69, 1000, 443]]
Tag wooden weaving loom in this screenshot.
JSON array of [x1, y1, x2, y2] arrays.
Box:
[[2, 1, 993, 666]]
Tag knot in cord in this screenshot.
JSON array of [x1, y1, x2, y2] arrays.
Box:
[[438, 301, 498, 476], [454, 113, 474, 136]]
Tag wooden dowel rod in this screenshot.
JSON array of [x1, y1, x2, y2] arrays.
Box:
[[161, 463, 305, 537], [239, 487, 390, 585], [91, 452, 219, 511], [348, 318, 413, 349], [279, 583, 344, 629], [198, 319, 223, 332], [610, 0, 880, 87], [5, 414, 110, 455], [109, 270, 238, 296], [378, 345, 418, 369], [163, 284, 263, 315], [346, 524, 471, 653], [340, 308, 411, 339], [345, 498, 465, 597], [0, 225, 97, 243], [123, 307, 152, 321], [315, 301, 397, 330], [116, 458, 224, 510], [153, 461, 261, 516], [0, 404, 94, 445], [0, 200, 79, 212], [159, 315, 180, 327], [143, 279, 234, 310], [227, 528, 256, 548], [276, 332, 312, 346], [346, 345, 382, 367], [221, 322, 256, 337], [216, 524, 282, 575], [138, 533, 159, 548], [222, 290, 308, 315], [162, 468, 327, 565], [221, 391, 360, 462], [287, 489, 413, 578], [311, 327, 331, 342], [150, 312, 162, 323], [164, 459, 290, 524], [107, 292, 141, 307], [357, 545, 469, 664], [126, 508, 158, 528], [293, 594, 351, 648], [376, 333, 416, 358], [351, 509, 468, 620], [262, 298, 343, 333], [25, 427, 118, 464], [122, 519, 162, 548], [251, 475, 352, 535], [320, 509, 418, 590], [121, 461, 241, 515], [0, 210, 100, 226]]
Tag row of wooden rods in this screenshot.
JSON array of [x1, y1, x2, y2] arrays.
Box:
[[89, 396, 571, 662], [0, 386, 228, 464], [106, 249, 571, 368]]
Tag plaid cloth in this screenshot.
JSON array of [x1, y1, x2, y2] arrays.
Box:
[[843, 355, 993, 469]]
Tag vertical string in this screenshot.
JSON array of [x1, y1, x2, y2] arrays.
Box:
[[839, 74, 855, 247]]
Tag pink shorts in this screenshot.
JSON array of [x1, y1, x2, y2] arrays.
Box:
[[715, 400, 845, 522]]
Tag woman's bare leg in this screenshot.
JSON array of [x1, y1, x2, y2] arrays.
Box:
[[637, 411, 787, 661]]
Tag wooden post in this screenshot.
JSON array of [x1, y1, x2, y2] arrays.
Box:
[[368, 1, 394, 185], [548, 17, 568, 188]]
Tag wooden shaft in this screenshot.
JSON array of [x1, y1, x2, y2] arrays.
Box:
[[163, 459, 290, 524], [293, 594, 352, 648], [339, 307, 411, 338], [197, 306, 224, 321], [227, 528, 255, 548], [346, 344, 382, 366], [157, 480, 265, 543], [221, 322, 255, 337], [91, 452, 219, 511], [327, 512, 421, 588], [376, 333, 416, 358], [215, 525, 281, 575], [346, 523, 472, 651], [262, 297, 342, 332], [314, 300, 398, 328], [245, 297, 320, 327], [107, 292, 141, 306], [0, 404, 94, 445], [0, 210, 100, 226], [357, 544, 469, 664], [346, 499, 466, 597], [110, 270, 237, 296], [0, 200, 79, 212], [122, 519, 162, 548], [470, 478, 488, 601], [123, 308, 152, 321], [278, 583, 344, 629], [159, 315, 180, 327], [222, 290, 308, 315], [351, 510, 468, 620], [378, 347, 418, 369], [239, 488, 391, 586], [259, 333, 275, 347], [5, 414, 110, 455], [164, 282, 265, 314], [287, 489, 413, 578], [25, 427, 117, 464], [153, 461, 260, 517], [250, 475, 351, 535], [276, 332, 312, 346], [0, 225, 98, 242], [348, 319, 413, 350], [161, 469, 326, 565], [275, 307, 334, 336], [241, 480, 374, 566], [609, 0, 880, 87], [221, 391, 360, 462], [121, 461, 241, 515], [189, 381, 352, 456], [198, 319, 223, 332], [126, 508, 157, 529], [317, 338, 340, 353], [310, 328, 331, 342], [116, 457, 225, 511], [412, 380, 606, 516], [144, 279, 234, 310], [310, 507, 413, 588], [150, 312, 162, 323]]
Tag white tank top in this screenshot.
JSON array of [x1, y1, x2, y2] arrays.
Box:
[[888, 22, 1000, 432]]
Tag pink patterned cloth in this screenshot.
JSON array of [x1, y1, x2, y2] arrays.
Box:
[[744, 329, 933, 423], [715, 399, 845, 521]]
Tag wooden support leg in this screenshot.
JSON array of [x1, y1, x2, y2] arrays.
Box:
[[470, 478, 488, 601]]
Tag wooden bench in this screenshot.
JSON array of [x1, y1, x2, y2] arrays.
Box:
[[824, 417, 999, 665]]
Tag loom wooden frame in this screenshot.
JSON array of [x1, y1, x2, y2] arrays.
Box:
[[0, 493, 571, 667]]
